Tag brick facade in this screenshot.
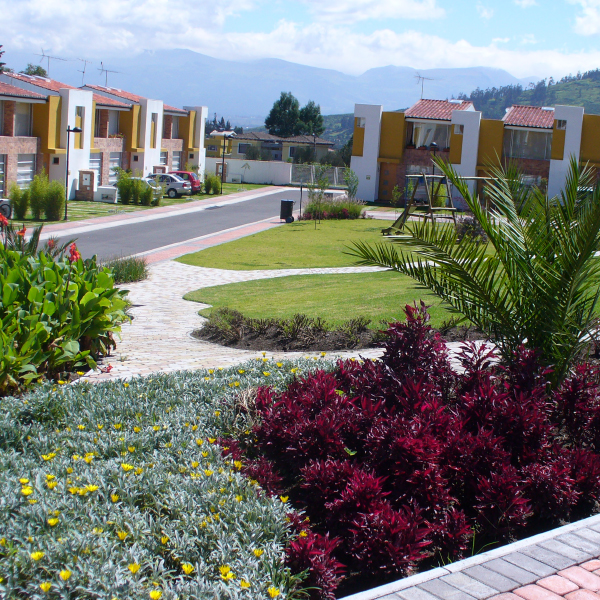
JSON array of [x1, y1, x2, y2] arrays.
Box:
[[0, 136, 41, 191], [162, 115, 173, 140], [93, 137, 125, 185], [97, 109, 110, 138], [160, 138, 184, 171], [3, 100, 15, 137]]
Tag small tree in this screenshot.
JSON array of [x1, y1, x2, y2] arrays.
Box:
[[244, 145, 261, 161], [29, 171, 49, 220], [21, 63, 47, 77], [344, 169, 359, 201], [265, 92, 301, 137], [0, 45, 5, 73], [44, 180, 65, 221]]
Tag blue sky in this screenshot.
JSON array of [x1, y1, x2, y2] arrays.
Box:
[[2, 0, 600, 79]]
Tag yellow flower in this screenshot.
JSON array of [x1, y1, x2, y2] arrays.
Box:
[[111, 494, 119, 503], [47, 481, 58, 490], [268, 587, 280, 598], [263, 372, 270, 377], [58, 380, 66, 385], [161, 535, 169, 544], [219, 565, 231, 576], [253, 549, 264, 558], [191, 461, 199, 469], [128, 563, 140, 574], [66, 467, 73, 474], [59, 570, 72, 581], [238, 369, 245, 374], [208, 438, 216, 444], [234, 381, 240, 387], [31, 551, 45, 561], [233, 460, 242, 470], [280, 496, 289, 503], [276, 362, 283, 367], [93, 527, 103, 534], [182, 563, 194, 575], [116, 531, 128, 541], [153, 426, 160, 432], [86, 485, 99, 492], [42, 453, 56, 461], [149, 592, 162, 600], [72, 454, 81, 461], [135, 468, 144, 475], [214, 410, 221, 417], [321, 351, 326, 357], [196, 438, 203, 446], [19, 478, 29, 484], [204, 469, 214, 477], [21, 486, 33, 496], [133, 426, 141, 433], [114, 423, 122, 430], [191, 425, 198, 431], [121, 463, 134, 472], [29, 499, 38, 504], [240, 580, 251, 589], [235, 495, 243, 502], [0, 538, 5, 546], [201, 451, 208, 458], [40, 582, 52, 592], [97, 424, 104, 430], [78, 425, 85, 430], [299, 530, 308, 537], [291, 368, 297, 374], [208, 369, 214, 374], [48, 518, 59, 527], [123, 382, 129, 387], [77, 371, 84, 375], [46, 474, 55, 480]]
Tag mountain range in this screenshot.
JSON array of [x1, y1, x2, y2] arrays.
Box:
[[5, 48, 535, 127]]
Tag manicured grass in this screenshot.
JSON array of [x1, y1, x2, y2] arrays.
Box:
[[185, 270, 452, 328], [177, 219, 397, 270], [8, 183, 269, 225]]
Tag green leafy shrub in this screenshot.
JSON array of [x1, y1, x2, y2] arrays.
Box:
[[0, 360, 324, 598], [44, 180, 65, 221], [103, 255, 148, 284], [140, 183, 153, 206], [9, 184, 29, 220], [29, 171, 49, 220], [116, 172, 133, 205], [0, 247, 129, 395], [302, 196, 364, 220], [205, 173, 221, 195], [203, 175, 213, 195]]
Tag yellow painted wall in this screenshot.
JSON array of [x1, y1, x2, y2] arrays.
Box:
[[179, 111, 198, 151], [477, 119, 504, 167], [90, 101, 97, 149], [449, 128, 463, 164], [580, 114, 600, 164], [551, 126, 566, 161], [32, 96, 63, 153], [378, 112, 405, 161], [352, 117, 365, 157]]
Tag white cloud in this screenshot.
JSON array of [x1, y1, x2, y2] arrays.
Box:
[[300, 0, 445, 23], [570, 0, 600, 35], [520, 34, 538, 44], [476, 3, 494, 19], [492, 37, 511, 43], [514, 0, 537, 7]]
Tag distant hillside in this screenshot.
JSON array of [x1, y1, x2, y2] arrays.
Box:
[[458, 69, 600, 118]]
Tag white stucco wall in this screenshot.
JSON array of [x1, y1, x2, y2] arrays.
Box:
[[206, 157, 292, 185], [548, 105, 584, 198], [350, 104, 383, 203], [450, 109, 481, 195], [184, 105, 208, 180], [57, 88, 94, 199], [138, 98, 164, 177]]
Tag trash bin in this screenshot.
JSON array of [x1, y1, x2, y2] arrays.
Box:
[[280, 199, 295, 223]]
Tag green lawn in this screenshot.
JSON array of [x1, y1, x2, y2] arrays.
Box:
[[185, 270, 452, 328], [9, 183, 268, 226], [177, 219, 397, 270]]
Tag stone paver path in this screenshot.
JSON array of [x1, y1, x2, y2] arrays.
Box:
[[85, 260, 388, 381], [342, 515, 600, 600]]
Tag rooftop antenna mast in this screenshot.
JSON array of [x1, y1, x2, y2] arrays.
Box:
[[415, 72, 434, 100], [98, 61, 121, 87], [34, 49, 67, 77], [77, 58, 92, 85]]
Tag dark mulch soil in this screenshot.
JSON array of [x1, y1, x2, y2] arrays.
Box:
[[192, 324, 487, 352]]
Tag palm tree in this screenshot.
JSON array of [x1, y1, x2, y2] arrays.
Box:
[[349, 157, 600, 386]]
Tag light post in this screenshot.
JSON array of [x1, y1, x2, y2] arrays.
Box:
[[429, 141, 438, 175], [64, 125, 82, 221], [219, 130, 234, 195]]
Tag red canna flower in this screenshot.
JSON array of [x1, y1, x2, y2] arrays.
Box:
[[47, 239, 56, 249], [68, 243, 81, 263], [17, 226, 26, 237], [0, 214, 8, 228]]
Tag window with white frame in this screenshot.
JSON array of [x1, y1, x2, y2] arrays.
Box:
[[503, 129, 552, 161], [412, 123, 450, 148], [159, 151, 168, 166], [17, 154, 36, 188], [89, 153, 101, 183], [557, 120, 567, 130], [108, 110, 120, 136], [172, 151, 182, 171], [238, 143, 251, 154], [109, 152, 122, 182], [172, 117, 180, 139], [15, 103, 32, 137]]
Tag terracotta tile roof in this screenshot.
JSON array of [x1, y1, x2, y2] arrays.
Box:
[[405, 99, 475, 121], [0, 81, 46, 100], [3, 72, 75, 92], [92, 94, 130, 108], [164, 104, 188, 115], [503, 105, 555, 129], [286, 134, 334, 146], [84, 84, 143, 103]]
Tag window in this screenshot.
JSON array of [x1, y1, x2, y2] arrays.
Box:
[[557, 120, 567, 130], [238, 143, 251, 154], [151, 113, 158, 148], [109, 153, 122, 182], [17, 154, 35, 188], [172, 151, 182, 171], [289, 146, 296, 157], [503, 129, 552, 161], [89, 153, 101, 183], [0, 155, 5, 196], [159, 151, 168, 166], [454, 124, 464, 135], [207, 145, 217, 152], [15, 103, 32, 137], [172, 117, 179, 139], [108, 110, 120, 136], [94, 108, 101, 137], [356, 117, 366, 128], [75, 106, 84, 148], [412, 123, 450, 148]]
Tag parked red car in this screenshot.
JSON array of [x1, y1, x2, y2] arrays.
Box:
[[168, 171, 202, 194]]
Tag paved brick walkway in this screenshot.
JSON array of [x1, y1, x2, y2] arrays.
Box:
[[342, 515, 600, 600]]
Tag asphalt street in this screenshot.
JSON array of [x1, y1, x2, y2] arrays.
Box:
[[56, 188, 304, 260]]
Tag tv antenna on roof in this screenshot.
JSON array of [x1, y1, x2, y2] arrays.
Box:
[[98, 61, 121, 87], [415, 72, 434, 99], [77, 58, 92, 85], [34, 49, 67, 77]]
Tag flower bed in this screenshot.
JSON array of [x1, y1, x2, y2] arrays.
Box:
[[231, 304, 600, 598], [0, 359, 327, 599], [301, 196, 364, 221]]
